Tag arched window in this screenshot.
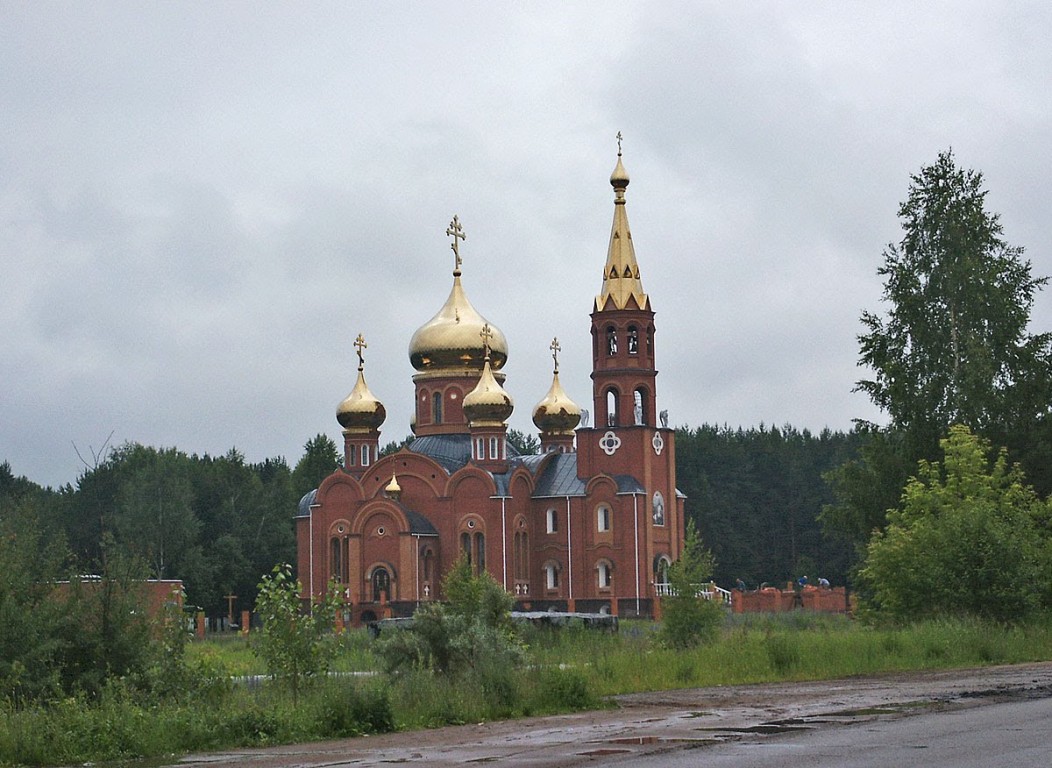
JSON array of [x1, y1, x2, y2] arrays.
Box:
[[546, 508, 558, 534], [633, 388, 647, 426], [360, 444, 371, 466], [422, 548, 434, 584], [627, 325, 639, 354], [474, 532, 486, 572], [597, 504, 611, 532], [513, 529, 529, 581], [544, 562, 560, 590], [606, 326, 618, 356], [330, 538, 342, 582], [606, 388, 619, 426], [654, 556, 671, 589], [432, 391, 443, 424], [372, 567, 391, 602], [460, 531, 471, 563], [597, 560, 612, 590]]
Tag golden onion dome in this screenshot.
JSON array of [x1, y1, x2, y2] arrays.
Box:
[[408, 272, 508, 371], [610, 152, 630, 189], [532, 338, 580, 434], [463, 353, 514, 427], [337, 335, 386, 432], [409, 216, 508, 372], [532, 371, 581, 435]]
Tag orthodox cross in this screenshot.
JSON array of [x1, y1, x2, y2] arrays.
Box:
[[446, 215, 466, 273], [550, 337, 561, 373], [353, 333, 367, 370], [616, 130, 623, 156], [480, 323, 493, 359]]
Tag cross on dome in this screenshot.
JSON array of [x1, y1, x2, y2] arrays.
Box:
[[479, 323, 493, 358], [550, 337, 561, 373], [353, 333, 367, 370], [446, 215, 466, 275]]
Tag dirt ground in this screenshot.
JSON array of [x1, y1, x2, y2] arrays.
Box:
[[174, 662, 1052, 767]]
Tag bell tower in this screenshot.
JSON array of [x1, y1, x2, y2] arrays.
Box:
[[589, 137, 658, 434], [576, 138, 681, 566]]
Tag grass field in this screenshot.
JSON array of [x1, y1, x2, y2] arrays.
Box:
[[3, 612, 1052, 766]]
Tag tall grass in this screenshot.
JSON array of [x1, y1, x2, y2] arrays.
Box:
[[4, 615, 1052, 766]]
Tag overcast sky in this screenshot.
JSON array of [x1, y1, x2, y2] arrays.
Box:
[[3, 2, 1051, 488]]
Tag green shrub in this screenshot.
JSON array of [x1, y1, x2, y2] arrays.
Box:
[[530, 668, 596, 713], [764, 633, 801, 674]]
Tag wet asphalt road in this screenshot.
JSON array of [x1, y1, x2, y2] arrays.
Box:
[[170, 662, 1052, 767]]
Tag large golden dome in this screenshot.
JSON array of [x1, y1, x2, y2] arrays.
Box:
[[408, 273, 508, 371], [409, 216, 508, 372], [337, 335, 386, 432]]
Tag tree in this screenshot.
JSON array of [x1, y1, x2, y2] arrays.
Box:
[[254, 563, 338, 701], [826, 150, 1052, 548], [380, 434, 415, 457], [506, 428, 539, 456], [291, 434, 341, 499], [660, 519, 723, 648], [376, 555, 522, 678], [858, 425, 1051, 622], [857, 149, 1052, 452]]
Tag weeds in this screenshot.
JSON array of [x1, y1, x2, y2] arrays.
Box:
[[4, 615, 1052, 766]]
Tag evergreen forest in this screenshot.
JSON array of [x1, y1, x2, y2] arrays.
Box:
[[1, 423, 859, 617]]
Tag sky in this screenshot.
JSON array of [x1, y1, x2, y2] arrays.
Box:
[[3, 2, 1051, 489]]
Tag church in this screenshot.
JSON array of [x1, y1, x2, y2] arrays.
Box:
[[295, 146, 685, 624]]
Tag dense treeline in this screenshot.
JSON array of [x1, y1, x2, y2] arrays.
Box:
[[0, 434, 341, 617], [676, 424, 862, 588], [3, 424, 857, 614]]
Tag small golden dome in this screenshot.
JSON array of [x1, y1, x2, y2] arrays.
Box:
[[532, 370, 581, 435], [610, 154, 630, 189], [385, 473, 402, 499], [463, 344, 514, 427], [337, 335, 386, 432]]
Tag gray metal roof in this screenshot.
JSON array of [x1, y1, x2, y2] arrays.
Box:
[[404, 508, 439, 535], [532, 452, 588, 497], [296, 488, 317, 518], [613, 474, 646, 494], [407, 433, 524, 474]]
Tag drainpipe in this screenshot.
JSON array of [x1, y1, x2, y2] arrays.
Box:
[[501, 497, 508, 591], [633, 493, 640, 616], [411, 534, 419, 606], [566, 496, 573, 604], [309, 508, 314, 598]]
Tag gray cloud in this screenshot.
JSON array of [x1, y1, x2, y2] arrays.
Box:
[[2, 2, 1050, 487]]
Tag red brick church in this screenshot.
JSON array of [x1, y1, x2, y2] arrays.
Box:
[[295, 146, 685, 623]]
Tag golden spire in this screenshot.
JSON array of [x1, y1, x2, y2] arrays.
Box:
[[533, 337, 581, 435], [337, 333, 387, 432], [596, 133, 649, 312]]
